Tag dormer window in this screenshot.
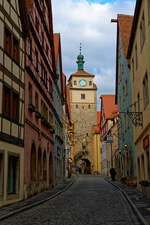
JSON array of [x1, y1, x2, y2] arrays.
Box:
[[89, 81, 92, 86], [74, 80, 77, 85]]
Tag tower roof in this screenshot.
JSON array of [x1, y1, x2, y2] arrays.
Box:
[[76, 43, 85, 71]]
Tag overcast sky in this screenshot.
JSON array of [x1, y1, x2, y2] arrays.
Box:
[[51, 0, 136, 108]]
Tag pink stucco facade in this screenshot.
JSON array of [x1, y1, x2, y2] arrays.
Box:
[[24, 0, 56, 198]]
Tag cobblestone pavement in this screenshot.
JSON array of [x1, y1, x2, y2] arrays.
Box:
[[0, 176, 140, 225]]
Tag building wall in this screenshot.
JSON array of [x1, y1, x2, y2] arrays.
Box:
[[101, 141, 107, 175], [117, 35, 136, 178], [24, 0, 55, 198], [0, 0, 25, 206], [54, 51, 63, 184], [93, 133, 102, 174], [130, 0, 150, 189]]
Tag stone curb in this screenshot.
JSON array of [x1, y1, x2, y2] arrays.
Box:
[[0, 180, 74, 221], [105, 178, 149, 225]]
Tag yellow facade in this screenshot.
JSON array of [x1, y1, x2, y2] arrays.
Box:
[[128, 0, 150, 190], [93, 133, 102, 174]]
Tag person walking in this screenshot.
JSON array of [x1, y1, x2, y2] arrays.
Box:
[[110, 168, 116, 181]]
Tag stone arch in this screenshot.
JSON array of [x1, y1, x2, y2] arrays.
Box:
[[49, 152, 53, 185], [43, 150, 47, 181], [81, 158, 91, 174], [30, 142, 36, 181], [38, 147, 42, 181]]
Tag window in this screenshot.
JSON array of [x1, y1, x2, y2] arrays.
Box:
[[27, 38, 32, 59], [4, 27, 11, 55], [81, 94, 85, 99], [3, 85, 11, 119], [125, 80, 128, 96], [76, 104, 78, 109], [134, 102, 136, 112], [123, 86, 125, 101], [132, 58, 134, 80], [135, 44, 138, 70], [127, 108, 129, 129], [49, 111, 53, 123], [8, 155, 19, 194], [13, 37, 19, 63], [41, 101, 48, 120], [41, 63, 44, 81], [143, 72, 149, 109], [35, 50, 38, 71], [0, 153, 4, 196], [12, 92, 19, 122], [148, 0, 150, 24], [89, 81, 92, 86], [41, 32, 44, 48], [2, 85, 19, 122], [74, 80, 77, 85], [35, 17, 39, 31], [137, 93, 140, 112], [44, 70, 47, 88], [28, 83, 32, 105], [140, 12, 146, 50], [35, 92, 39, 110], [88, 104, 91, 109], [49, 79, 53, 99], [46, 44, 48, 56], [119, 63, 122, 81]]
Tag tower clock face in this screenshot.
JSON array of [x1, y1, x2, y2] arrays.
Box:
[[79, 79, 87, 87]]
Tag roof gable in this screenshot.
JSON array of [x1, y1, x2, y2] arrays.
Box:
[[100, 95, 118, 121], [118, 14, 133, 59]]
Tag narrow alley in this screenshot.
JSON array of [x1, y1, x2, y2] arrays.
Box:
[[0, 176, 140, 225]]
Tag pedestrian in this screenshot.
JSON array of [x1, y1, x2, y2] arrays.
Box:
[[110, 168, 116, 181]]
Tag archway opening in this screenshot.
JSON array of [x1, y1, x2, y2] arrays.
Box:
[[38, 147, 42, 181], [30, 143, 36, 181], [81, 158, 91, 174], [49, 152, 53, 185], [43, 150, 47, 181]]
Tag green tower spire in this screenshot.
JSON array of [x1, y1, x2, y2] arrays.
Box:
[[77, 43, 85, 71]]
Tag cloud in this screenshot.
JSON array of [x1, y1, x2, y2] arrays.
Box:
[[52, 0, 136, 104]]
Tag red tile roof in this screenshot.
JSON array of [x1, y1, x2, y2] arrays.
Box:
[[100, 95, 118, 120], [97, 111, 101, 125], [53, 33, 60, 66], [93, 125, 100, 134], [93, 112, 101, 134], [72, 70, 91, 75], [62, 73, 66, 100], [118, 14, 133, 59]]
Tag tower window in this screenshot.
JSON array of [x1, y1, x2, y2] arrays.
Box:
[[76, 104, 78, 109], [89, 81, 92, 86], [74, 80, 77, 85], [88, 104, 91, 109], [81, 94, 85, 99]]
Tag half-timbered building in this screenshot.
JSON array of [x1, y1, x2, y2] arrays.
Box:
[[0, 0, 27, 207]]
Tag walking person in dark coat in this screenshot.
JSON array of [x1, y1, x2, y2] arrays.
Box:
[[110, 168, 116, 181]]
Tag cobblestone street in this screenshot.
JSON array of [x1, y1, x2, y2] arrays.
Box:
[[0, 176, 140, 225]]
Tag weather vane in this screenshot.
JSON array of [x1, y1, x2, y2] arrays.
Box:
[[80, 42, 82, 55]]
